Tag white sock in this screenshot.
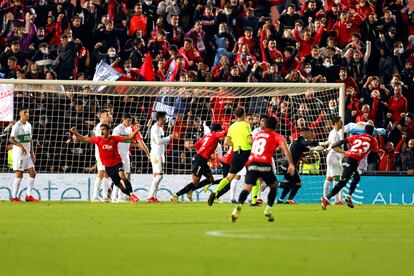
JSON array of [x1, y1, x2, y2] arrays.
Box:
[[26, 177, 35, 197], [323, 179, 331, 197], [149, 175, 163, 198], [92, 177, 103, 200], [12, 178, 22, 198], [102, 177, 110, 200], [111, 185, 119, 202], [335, 181, 342, 202], [230, 179, 238, 201]]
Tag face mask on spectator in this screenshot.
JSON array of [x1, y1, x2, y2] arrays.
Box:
[[323, 62, 332, 68], [305, 67, 311, 74], [108, 51, 116, 58], [43, 49, 49, 55], [241, 53, 247, 58], [219, 29, 225, 34], [399, 48, 404, 54], [145, 0, 152, 4]]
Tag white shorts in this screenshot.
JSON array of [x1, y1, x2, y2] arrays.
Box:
[[326, 154, 342, 177], [96, 158, 105, 171], [13, 153, 34, 171], [238, 166, 246, 176], [357, 156, 368, 174], [121, 155, 131, 173], [151, 153, 165, 174]]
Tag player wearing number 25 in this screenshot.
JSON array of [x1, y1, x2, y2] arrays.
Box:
[[321, 124, 378, 209]]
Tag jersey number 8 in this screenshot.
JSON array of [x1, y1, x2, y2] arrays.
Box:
[[252, 138, 267, 155]]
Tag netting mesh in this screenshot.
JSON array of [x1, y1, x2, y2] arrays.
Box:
[[0, 81, 343, 203]]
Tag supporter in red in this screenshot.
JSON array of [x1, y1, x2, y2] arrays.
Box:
[[178, 38, 202, 67], [107, 0, 128, 28], [236, 27, 256, 55], [356, 0, 375, 20], [337, 67, 360, 93], [115, 59, 140, 81], [293, 24, 323, 60], [378, 134, 405, 171], [212, 56, 231, 81], [261, 39, 282, 63], [147, 30, 169, 60], [333, 10, 363, 48], [279, 46, 301, 76], [234, 44, 256, 66], [128, 4, 147, 37], [356, 97, 378, 123], [383, 85, 408, 123]]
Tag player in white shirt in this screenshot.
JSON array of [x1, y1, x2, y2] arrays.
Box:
[[111, 114, 150, 202], [91, 109, 112, 202], [323, 116, 346, 204], [148, 111, 177, 202], [9, 108, 39, 202]]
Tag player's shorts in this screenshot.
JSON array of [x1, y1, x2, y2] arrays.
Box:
[[12, 153, 34, 171], [326, 153, 342, 177], [229, 150, 250, 174], [245, 162, 277, 186], [280, 160, 301, 184], [341, 157, 359, 182], [191, 154, 212, 177], [238, 166, 247, 176], [357, 156, 368, 174], [105, 162, 124, 186], [96, 157, 105, 171], [221, 162, 230, 177], [120, 154, 131, 173], [150, 153, 165, 174]]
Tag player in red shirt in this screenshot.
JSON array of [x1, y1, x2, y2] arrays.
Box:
[[170, 124, 226, 202], [321, 124, 379, 209], [231, 117, 295, 223], [70, 124, 140, 203]]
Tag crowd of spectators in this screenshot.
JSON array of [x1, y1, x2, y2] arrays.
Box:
[[0, 0, 413, 174]]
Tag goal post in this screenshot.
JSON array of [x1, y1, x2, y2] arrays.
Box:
[[0, 79, 345, 202]]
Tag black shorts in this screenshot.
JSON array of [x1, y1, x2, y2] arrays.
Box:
[[229, 150, 251, 174], [341, 157, 359, 181], [221, 162, 230, 178], [105, 162, 124, 185], [191, 154, 212, 178], [245, 162, 277, 186], [280, 160, 301, 184]]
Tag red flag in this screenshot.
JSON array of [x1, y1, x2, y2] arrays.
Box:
[[139, 54, 156, 81]]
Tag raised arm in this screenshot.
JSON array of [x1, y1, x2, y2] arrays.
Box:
[[70, 127, 92, 143]]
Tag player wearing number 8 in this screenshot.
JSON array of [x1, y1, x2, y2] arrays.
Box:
[[321, 124, 379, 209]]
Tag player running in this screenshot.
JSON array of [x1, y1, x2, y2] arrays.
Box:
[[208, 107, 253, 206], [323, 116, 345, 204], [170, 124, 226, 202], [70, 124, 140, 203], [230, 117, 295, 222], [91, 109, 112, 202], [9, 108, 40, 202], [321, 124, 379, 209], [111, 114, 150, 202], [148, 111, 178, 203], [278, 127, 320, 204]]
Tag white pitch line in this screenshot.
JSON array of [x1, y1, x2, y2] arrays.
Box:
[[205, 227, 414, 243]]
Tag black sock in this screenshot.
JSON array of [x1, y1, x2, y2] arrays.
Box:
[[119, 179, 133, 195], [267, 187, 277, 207], [176, 183, 196, 196], [238, 189, 250, 204], [197, 178, 217, 189], [217, 183, 230, 198], [288, 184, 301, 200], [279, 182, 291, 200], [348, 173, 360, 196], [326, 180, 346, 199]]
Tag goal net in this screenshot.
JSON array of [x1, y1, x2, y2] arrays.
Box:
[[0, 80, 344, 203]]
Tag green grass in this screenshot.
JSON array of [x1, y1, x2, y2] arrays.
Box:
[[0, 202, 413, 276]]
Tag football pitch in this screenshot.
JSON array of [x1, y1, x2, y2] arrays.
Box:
[[0, 202, 413, 276]]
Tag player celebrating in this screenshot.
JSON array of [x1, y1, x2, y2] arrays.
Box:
[[278, 127, 319, 204], [323, 116, 345, 204], [91, 109, 112, 202], [111, 114, 150, 202], [208, 107, 253, 206], [321, 124, 379, 209], [9, 108, 40, 202], [70, 124, 140, 203], [231, 117, 295, 222], [148, 112, 177, 203], [170, 124, 226, 202]]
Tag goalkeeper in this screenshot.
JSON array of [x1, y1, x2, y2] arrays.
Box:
[[207, 107, 253, 206], [278, 127, 323, 204]]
